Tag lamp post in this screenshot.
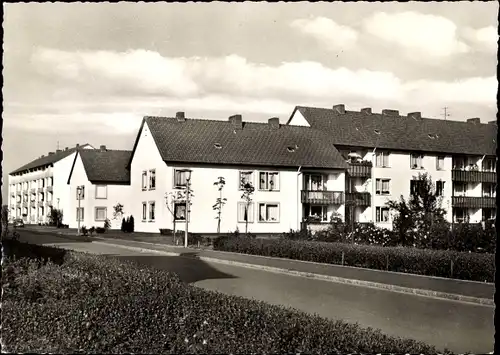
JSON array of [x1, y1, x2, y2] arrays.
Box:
[[77, 186, 82, 236], [184, 170, 192, 248]]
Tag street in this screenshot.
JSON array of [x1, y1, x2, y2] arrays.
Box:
[[11, 230, 495, 353]]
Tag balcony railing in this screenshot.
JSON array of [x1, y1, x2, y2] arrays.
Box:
[[452, 170, 496, 183], [38, 200, 44, 207], [301, 190, 345, 204], [38, 187, 44, 193], [30, 188, 37, 194], [46, 186, 53, 192], [452, 196, 496, 209], [345, 192, 371, 207], [347, 161, 372, 178], [30, 200, 36, 207]]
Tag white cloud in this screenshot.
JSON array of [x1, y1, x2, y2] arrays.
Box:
[[462, 26, 498, 52], [363, 11, 469, 57], [290, 17, 358, 50], [15, 47, 496, 134]]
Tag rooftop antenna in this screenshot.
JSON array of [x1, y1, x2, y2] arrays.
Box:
[[442, 107, 451, 120]]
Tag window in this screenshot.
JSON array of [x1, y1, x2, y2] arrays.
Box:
[[142, 171, 148, 190], [149, 201, 155, 221], [375, 179, 390, 195], [453, 157, 467, 170], [95, 185, 107, 199], [304, 174, 325, 191], [454, 208, 467, 223], [436, 156, 445, 170], [436, 181, 445, 197], [76, 186, 85, 200], [307, 205, 328, 222], [174, 202, 187, 221], [259, 172, 279, 191], [258, 203, 279, 222], [174, 169, 189, 188], [483, 183, 496, 198], [410, 180, 426, 195], [239, 171, 254, 189], [49, 177, 53, 186], [376, 207, 390, 223], [237, 202, 255, 223], [149, 170, 156, 190], [142, 202, 147, 221], [483, 158, 496, 172], [410, 154, 424, 169], [454, 182, 466, 197], [95, 207, 107, 221], [482, 208, 496, 221], [375, 151, 390, 167], [76, 207, 84, 222]]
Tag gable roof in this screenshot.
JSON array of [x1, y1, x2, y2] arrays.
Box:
[[291, 106, 497, 156], [10, 144, 93, 175], [129, 116, 348, 170], [71, 149, 132, 184]]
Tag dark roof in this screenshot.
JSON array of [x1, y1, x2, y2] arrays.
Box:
[[78, 149, 132, 184], [292, 106, 497, 156], [10, 144, 92, 175], [135, 116, 348, 169]]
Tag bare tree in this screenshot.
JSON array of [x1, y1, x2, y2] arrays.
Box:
[[241, 181, 255, 235], [213, 177, 227, 234], [165, 191, 184, 245]]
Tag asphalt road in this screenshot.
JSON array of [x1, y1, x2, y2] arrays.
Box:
[[10, 230, 495, 354]]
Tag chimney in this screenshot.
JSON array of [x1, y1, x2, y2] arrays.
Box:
[[488, 120, 497, 125], [360, 107, 372, 114], [56, 149, 62, 153], [229, 114, 243, 130], [65, 147, 69, 151], [333, 104, 346, 114], [176, 111, 185, 122], [382, 109, 400, 116], [408, 112, 422, 120], [41, 155, 45, 158], [100, 145, 107, 151], [268, 117, 280, 129], [76, 144, 80, 148], [48, 152, 55, 156], [467, 117, 480, 124]]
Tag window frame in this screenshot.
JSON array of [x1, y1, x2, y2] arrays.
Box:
[[95, 185, 108, 199], [436, 181, 445, 197], [142, 171, 148, 191], [436, 156, 445, 171], [148, 201, 156, 221], [257, 202, 280, 223], [307, 205, 329, 222], [149, 169, 156, 190], [239, 171, 254, 190], [410, 153, 424, 169], [375, 178, 390, 195], [142, 202, 147, 221], [174, 169, 189, 189], [95, 207, 107, 222], [76, 207, 84, 222], [174, 201, 188, 222], [376, 206, 390, 223], [258, 171, 280, 191], [375, 151, 390, 168], [237, 201, 255, 223]]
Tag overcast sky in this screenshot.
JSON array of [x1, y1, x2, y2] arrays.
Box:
[[2, 2, 498, 201]]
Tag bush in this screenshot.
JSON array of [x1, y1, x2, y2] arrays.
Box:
[[2, 249, 439, 354], [104, 218, 111, 230], [2, 239, 68, 265], [121, 216, 135, 233], [48, 209, 63, 227], [214, 237, 494, 282], [96, 227, 106, 234]]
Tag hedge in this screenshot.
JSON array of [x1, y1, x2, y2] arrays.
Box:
[[2, 241, 442, 354], [214, 236, 495, 282]]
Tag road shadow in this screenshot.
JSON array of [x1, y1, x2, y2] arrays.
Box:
[[18, 230, 93, 244], [111, 254, 238, 284]]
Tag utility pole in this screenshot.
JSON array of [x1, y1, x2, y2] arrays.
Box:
[[442, 107, 451, 120]]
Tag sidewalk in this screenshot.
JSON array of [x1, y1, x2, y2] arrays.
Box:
[[92, 236, 495, 306]]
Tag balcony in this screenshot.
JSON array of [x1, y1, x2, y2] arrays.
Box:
[[30, 200, 36, 207], [38, 187, 44, 193], [452, 170, 496, 183], [347, 161, 372, 178], [38, 200, 44, 207], [452, 196, 496, 209], [46, 201, 53, 207], [345, 192, 371, 207], [30, 188, 37, 194], [46, 186, 53, 192], [301, 190, 345, 204]]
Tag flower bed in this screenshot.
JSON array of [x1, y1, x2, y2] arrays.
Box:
[[214, 236, 494, 282], [2, 240, 442, 354]]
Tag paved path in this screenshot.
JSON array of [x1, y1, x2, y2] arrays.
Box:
[[11, 230, 495, 354]]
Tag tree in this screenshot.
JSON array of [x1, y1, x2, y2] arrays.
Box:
[[129, 215, 135, 233], [113, 203, 124, 219], [386, 172, 447, 246], [165, 190, 185, 245], [49, 208, 64, 227], [241, 180, 255, 235], [212, 177, 227, 234]]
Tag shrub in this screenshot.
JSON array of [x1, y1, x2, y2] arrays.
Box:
[[121, 217, 127, 232], [128, 215, 135, 233], [49, 209, 64, 227], [104, 218, 111, 230], [81, 226, 88, 236], [96, 227, 106, 234], [214, 237, 494, 282], [88, 227, 96, 236], [2, 249, 439, 354]]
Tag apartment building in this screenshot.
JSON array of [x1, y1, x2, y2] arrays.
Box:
[[126, 113, 348, 234], [287, 104, 497, 228], [66, 146, 131, 230], [8, 144, 94, 225]]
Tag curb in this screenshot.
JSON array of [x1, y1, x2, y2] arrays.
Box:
[[93, 240, 494, 307]]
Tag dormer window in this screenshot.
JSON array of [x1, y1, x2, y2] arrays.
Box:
[[428, 134, 436, 139], [287, 145, 298, 153], [374, 129, 380, 135], [214, 143, 222, 149]]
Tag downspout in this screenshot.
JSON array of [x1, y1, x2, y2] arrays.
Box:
[[372, 148, 377, 224], [297, 166, 302, 231]]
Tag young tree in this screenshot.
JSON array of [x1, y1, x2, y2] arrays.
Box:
[[49, 208, 64, 227], [165, 190, 185, 245], [386, 172, 447, 246], [241, 180, 255, 235], [212, 177, 227, 234]]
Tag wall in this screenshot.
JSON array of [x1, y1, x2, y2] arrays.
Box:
[[287, 110, 310, 127], [53, 153, 78, 225], [67, 154, 131, 229]]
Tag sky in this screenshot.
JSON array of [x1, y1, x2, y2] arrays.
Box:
[[2, 2, 498, 202]]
